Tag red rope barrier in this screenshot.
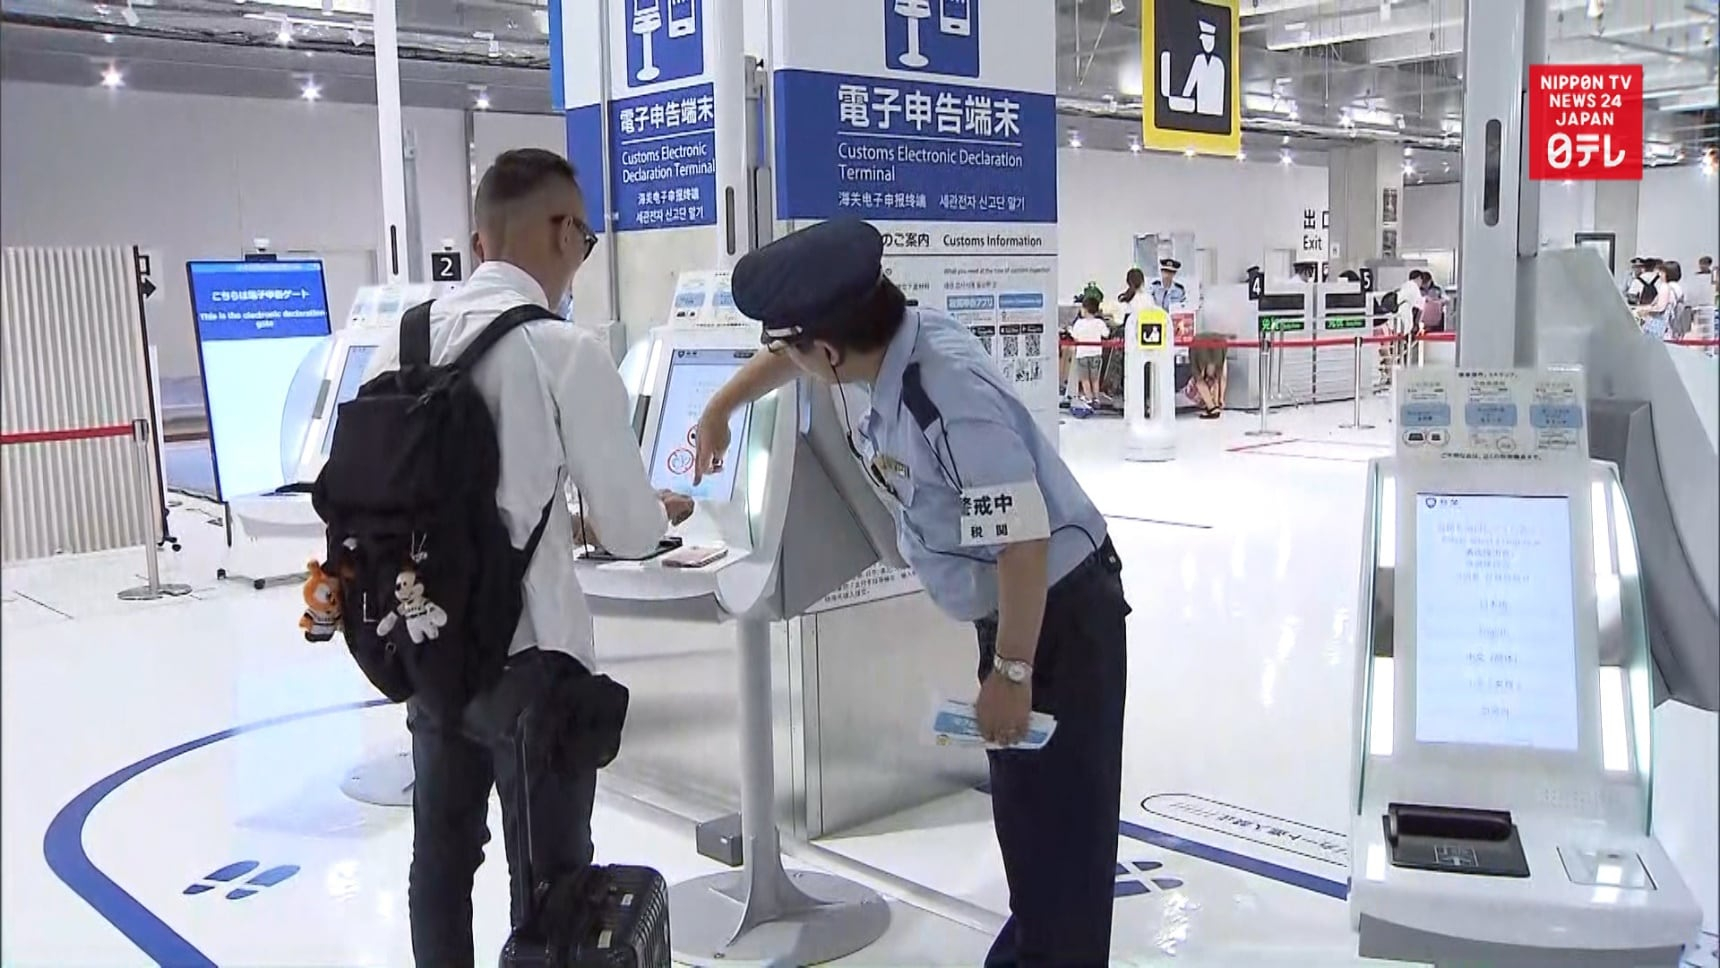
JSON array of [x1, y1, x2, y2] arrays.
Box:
[[1060, 331, 1426, 351], [0, 424, 134, 446]]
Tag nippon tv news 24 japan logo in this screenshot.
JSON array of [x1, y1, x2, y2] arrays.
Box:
[[1529, 64, 1643, 181]]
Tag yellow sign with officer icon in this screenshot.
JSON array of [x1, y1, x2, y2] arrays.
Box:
[[1136, 306, 1170, 350], [1141, 0, 1241, 157]]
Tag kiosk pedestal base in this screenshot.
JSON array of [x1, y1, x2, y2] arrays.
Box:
[[340, 747, 414, 807], [670, 615, 889, 965], [669, 868, 889, 965]]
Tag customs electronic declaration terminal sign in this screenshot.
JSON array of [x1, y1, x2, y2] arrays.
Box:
[[771, 0, 1061, 433], [1142, 0, 1240, 157]]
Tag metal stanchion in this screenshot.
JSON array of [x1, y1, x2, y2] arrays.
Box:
[[118, 418, 192, 601], [1245, 331, 1282, 438], [1340, 335, 1375, 430]]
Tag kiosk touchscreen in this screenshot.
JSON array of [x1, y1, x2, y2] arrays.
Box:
[[645, 348, 751, 502], [1348, 365, 1701, 966]]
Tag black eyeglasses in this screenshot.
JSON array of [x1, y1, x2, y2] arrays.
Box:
[[555, 215, 599, 260]]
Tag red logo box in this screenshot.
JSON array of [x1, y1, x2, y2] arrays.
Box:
[[1528, 65, 1643, 181]]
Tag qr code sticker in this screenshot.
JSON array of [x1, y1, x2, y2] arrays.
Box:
[[1002, 334, 1020, 358], [1024, 330, 1043, 359]]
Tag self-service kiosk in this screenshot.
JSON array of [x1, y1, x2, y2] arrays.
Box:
[[1233, 288, 1314, 410], [1348, 365, 1702, 966], [576, 312, 983, 964], [1123, 304, 1175, 461], [1314, 285, 1373, 404]]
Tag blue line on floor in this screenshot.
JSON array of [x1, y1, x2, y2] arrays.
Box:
[[1118, 820, 1350, 900], [49, 700, 1348, 967], [44, 698, 391, 968]]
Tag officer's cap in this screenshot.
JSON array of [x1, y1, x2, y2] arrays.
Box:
[[732, 218, 885, 346], [1159, 258, 1182, 272]]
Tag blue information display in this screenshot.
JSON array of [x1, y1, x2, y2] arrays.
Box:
[[187, 260, 331, 499], [774, 69, 1057, 223], [611, 82, 719, 231], [624, 0, 704, 89], [884, 0, 979, 78]]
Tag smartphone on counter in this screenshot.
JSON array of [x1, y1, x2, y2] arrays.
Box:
[[662, 544, 728, 569]]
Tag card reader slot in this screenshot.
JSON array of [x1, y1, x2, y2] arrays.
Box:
[[1388, 803, 1514, 844]]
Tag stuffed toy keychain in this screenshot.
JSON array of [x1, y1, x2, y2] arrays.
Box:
[[376, 566, 448, 644], [299, 560, 343, 642]]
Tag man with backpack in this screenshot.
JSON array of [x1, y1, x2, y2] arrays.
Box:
[[319, 148, 690, 966]]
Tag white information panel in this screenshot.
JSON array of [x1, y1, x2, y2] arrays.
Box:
[[1413, 493, 1581, 752]]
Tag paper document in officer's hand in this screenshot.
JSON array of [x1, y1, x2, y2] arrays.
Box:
[[929, 698, 1056, 751]]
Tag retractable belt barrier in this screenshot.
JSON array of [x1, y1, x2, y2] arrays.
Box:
[[2, 419, 190, 601]]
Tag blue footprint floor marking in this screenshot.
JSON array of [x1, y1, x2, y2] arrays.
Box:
[[184, 861, 299, 900], [1114, 859, 1183, 898]]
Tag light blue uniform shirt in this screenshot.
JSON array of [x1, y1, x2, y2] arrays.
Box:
[[857, 307, 1107, 622], [1148, 278, 1187, 311]]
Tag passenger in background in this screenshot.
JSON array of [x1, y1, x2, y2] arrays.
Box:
[[1393, 270, 1425, 334], [1116, 267, 1146, 329], [1417, 272, 1446, 334], [1186, 335, 1227, 419], [1632, 260, 1674, 340], [1661, 261, 1691, 340], [1068, 295, 1109, 413], [1625, 257, 1646, 304]]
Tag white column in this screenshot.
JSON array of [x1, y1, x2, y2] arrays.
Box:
[[1456, 0, 1544, 368], [374, 0, 408, 283], [710, 0, 750, 266]]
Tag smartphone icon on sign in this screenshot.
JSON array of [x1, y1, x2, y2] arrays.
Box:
[[667, 0, 696, 38], [940, 0, 971, 36]]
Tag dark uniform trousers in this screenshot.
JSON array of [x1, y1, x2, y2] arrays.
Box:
[[976, 538, 1129, 967], [405, 648, 598, 967]]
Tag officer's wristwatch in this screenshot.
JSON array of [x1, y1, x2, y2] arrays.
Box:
[[993, 655, 1032, 685]]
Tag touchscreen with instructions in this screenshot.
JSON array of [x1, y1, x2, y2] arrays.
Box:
[[648, 348, 751, 502], [320, 344, 377, 457], [1414, 493, 1580, 752]]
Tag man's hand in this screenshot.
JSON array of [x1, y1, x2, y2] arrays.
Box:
[[659, 490, 695, 526], [975, 673, 1032, 747], [691, 409, 732, 485]]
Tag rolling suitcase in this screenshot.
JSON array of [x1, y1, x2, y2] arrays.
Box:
[[499, 716, 671, 968]]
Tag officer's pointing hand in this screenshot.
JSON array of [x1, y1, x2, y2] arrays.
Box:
[[691, 408, 731, 486]]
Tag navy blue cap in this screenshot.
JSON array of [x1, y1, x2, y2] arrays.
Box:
[[1159, 258, 1182, 272], [732, 218, 885, 344]]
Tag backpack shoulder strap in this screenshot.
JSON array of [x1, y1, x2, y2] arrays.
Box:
[[401, 301, 434, 366], [452, 304, 565, 373]]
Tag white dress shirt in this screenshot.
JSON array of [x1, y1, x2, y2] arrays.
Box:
[[364, 260, 666, 669]]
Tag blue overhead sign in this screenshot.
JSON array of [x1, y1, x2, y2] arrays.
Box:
[[773, 69, 1056, 223], [625, 0, 704, 89], [611, 82, 718, 231], [885, 0, 979, 78]]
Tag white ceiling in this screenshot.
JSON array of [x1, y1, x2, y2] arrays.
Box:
[[2, 0, 1714, 170]]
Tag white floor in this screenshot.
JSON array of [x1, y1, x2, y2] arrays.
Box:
[[3, 397, 1715, 967]]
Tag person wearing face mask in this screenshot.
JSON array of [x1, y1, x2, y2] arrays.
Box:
[[361, 148, 692, 966], [690, 219, 1130, 966]]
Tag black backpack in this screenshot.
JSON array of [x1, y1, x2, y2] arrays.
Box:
[[312, 301, 561, 717]]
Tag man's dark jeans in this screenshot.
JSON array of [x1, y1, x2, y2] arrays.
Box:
[[405, 648, 596, 967]]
